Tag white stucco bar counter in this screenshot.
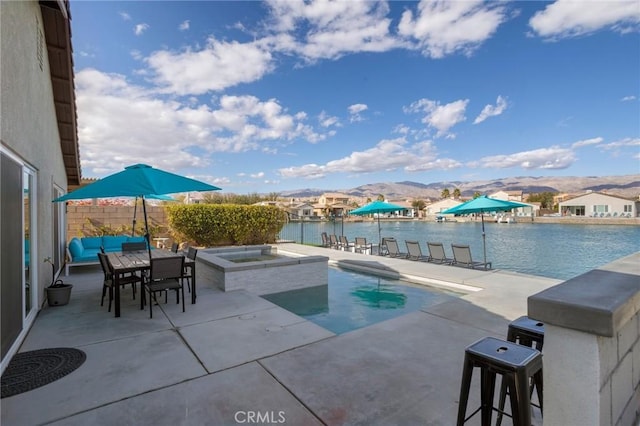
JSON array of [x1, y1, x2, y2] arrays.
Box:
[[196, 245, 329, 295], [528, 252, 640, 426]]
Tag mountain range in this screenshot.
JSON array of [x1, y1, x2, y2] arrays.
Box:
[[279, 174, 640, 200]]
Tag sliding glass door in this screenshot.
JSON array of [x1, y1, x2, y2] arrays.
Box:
[[1, 151, 37, 360]]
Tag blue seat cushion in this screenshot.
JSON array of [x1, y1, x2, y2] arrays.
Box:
[[81, 237, 103, 250], [103, 235, 129, 251], [68, 238, 85, 259]]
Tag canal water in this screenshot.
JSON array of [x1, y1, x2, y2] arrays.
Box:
[[280, 221, 640, 280]]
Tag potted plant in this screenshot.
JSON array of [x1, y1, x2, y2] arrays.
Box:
[[44, 257, 73, 306]]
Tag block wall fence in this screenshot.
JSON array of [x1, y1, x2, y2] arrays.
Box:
[[66, 205, 170, 241]]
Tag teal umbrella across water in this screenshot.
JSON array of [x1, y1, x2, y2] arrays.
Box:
[[350, 200, 408, 250], [53, 164, 221, 249], [441, 196, 530, 265]]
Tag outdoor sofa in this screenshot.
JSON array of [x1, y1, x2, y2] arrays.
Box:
[[66, 235, 150, 275]]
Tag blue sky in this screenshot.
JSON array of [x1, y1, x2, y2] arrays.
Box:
[[70, 1, 640, 194]]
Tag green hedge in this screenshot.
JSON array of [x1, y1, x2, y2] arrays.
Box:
[[166, 204, 287, 246]]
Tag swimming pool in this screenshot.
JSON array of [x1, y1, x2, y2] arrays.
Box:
[[262, 267, 461, 334]]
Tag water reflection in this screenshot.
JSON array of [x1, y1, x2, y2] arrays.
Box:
[[351, 278, 407, 309]]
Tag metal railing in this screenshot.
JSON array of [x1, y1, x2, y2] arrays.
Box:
[[278, 218, 347, 246]]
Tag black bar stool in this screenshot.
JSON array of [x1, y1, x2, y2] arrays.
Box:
[[496, 317, 545, 425], [456, 337, 543, 426], [507, 316, 545, 350]]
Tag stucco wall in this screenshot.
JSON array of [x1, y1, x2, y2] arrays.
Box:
[[1, 1, 69, 304]]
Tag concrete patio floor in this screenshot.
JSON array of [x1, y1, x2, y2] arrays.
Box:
[[1, 243, 562, 426]]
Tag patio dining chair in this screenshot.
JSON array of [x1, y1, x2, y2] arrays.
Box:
[[98, 252, 142, 312], [183, 246, 197, 293], [426, 242, 454, 265], [143, 255, 185, 319], [122, 241, 147, 252], [405, 240, 428, 261], [451, 244, 492, 270]]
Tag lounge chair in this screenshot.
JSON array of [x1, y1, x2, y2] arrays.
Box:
[[354, 237, 373, 254], [329, 234, 340, 250], [339, 235, 355, 252], [405, 240, 428, 261], [451, 244, 492, 270], [379, 237, 393, 256], [385, 238, 407, 258], [320, 232, 330, 248], [426, 242, 454, 265]]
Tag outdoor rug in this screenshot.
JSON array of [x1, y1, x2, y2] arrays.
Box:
[[1, 347, 86, 398]]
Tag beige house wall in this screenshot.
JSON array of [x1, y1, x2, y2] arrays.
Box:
[[559, 192, 638, 217], [425, 198, 462, 215]]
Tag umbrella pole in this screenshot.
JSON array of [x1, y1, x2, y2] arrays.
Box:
[[142, 196, 152, 257], [481, 213, 487, 266], [132, 196, 138, 237], [377, 214, 381, 255]]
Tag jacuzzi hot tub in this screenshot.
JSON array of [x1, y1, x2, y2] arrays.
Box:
[[196, 245, 328, 295]]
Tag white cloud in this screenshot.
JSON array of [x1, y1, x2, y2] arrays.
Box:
[[146, 37, 273, 95], [318, 111, 341, 128], [74, 69, 330, 176], [250, 172, 265, 178], [529, 0, 640, 39], [472, 147, 575, 170], [597, 137, 640, 150], [398, 0, 508, 58], [119, 12, 131, 21], [621, 95, 637, 101], [393, 124, 410, 135], [278, 137, 460, 179], [348, 103, 368, 122], [571, 137, 603, 148], [179, 20, 190, 31], [134, 23, 150, 36], [405, 98, 469, 138], [473, 95, 508, 124], [264, 0, 401, 61]]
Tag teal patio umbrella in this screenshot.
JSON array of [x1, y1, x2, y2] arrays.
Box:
[[349, 200, 408, 249], [441, 196, 530, 265], [54, 164, 221, 249]]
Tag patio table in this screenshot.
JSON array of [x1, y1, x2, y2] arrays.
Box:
[[107, 250, 196, 317]]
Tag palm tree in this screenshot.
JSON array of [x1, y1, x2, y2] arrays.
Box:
[[453, 188, 461, 199], [473, 191, 482, 199], [376, 194, 385, 201], [441, 188, 450, 199], [411, 199, 426, 218]]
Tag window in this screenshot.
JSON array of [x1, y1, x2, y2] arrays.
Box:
[[624, 205, 632, 213], [593, 205, 609, 213]]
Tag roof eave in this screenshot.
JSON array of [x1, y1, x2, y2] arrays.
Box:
[[40, 0, 81, 187]]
